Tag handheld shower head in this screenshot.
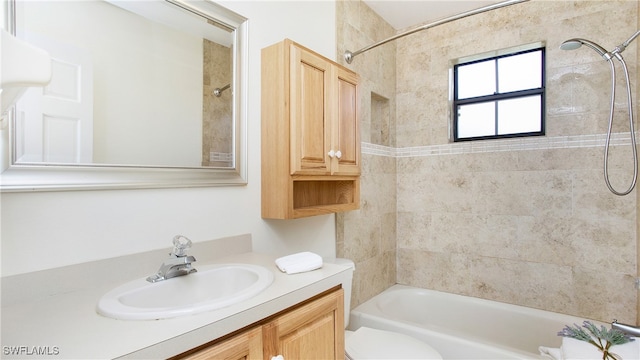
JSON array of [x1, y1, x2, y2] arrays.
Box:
[[560, 38, 611, 60], [559, 39, 582, 51], [560, 32, 640, 196]]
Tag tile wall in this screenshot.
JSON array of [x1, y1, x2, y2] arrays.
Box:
[[637, 0, 640, 321], [338, 0, 639, 323], [202, 39, 233, 167], [336, 0, 398, 308]]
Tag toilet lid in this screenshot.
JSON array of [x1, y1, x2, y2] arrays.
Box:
[[345, 327, 443, 360]]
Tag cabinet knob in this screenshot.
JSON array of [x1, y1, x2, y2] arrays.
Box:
[[335, 150, 342, 159], [328, 150, 335, 158], [271, 356, 284, 360]]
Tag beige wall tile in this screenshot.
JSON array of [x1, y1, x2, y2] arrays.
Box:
[[338, 0, 638, 322], [336, 0, 398, 309]]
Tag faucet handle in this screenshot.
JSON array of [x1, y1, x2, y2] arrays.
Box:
[[172, 235, 192, 257]]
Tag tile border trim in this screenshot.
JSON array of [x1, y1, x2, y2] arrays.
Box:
[[362, 132, 636, 157]]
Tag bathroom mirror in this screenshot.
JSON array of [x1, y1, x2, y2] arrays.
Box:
[[0, 0, 248, 191]]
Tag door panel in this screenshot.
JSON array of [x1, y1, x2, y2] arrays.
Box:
[[279, 313, 335, 360], [290, 45, 330, 175], [334, 69, 359, 175], [15, 32, 93, 164], [265, 288, 344, 360], [179, 327, 263, 360]]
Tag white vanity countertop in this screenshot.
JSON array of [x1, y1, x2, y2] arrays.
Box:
[[1, 252, 351, 359]]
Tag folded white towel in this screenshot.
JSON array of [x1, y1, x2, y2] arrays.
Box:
[[539, 346, 562, 360], [562, 337, 640, 360], [539, 337, 640, 360], [275, 252, 323, 274]]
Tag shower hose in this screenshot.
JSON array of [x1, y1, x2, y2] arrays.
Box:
[[603, 54, 637, 196]]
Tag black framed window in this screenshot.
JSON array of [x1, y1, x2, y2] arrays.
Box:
[[453, 47, 545, 142]]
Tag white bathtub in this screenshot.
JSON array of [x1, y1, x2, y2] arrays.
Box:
[[348, 285, 605, 359]]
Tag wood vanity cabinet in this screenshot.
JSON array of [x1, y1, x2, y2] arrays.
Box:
[[176, 287, 344, 360], [261, 39, 360, 219]]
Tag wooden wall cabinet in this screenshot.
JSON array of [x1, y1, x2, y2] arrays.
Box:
[[177, 288, 344, 360], [262, 39, 360, 219]]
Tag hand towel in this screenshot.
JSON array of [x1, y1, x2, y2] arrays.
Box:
[[275, 252, 323, 274], [539, 346, 562, 360]]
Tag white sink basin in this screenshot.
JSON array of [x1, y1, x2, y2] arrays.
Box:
[[97, 263, 274, 320]]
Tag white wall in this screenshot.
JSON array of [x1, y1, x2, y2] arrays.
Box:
[[0, 0, 337, 277]]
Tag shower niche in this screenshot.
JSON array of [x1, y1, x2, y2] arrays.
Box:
[[370, 92, 391, 146]]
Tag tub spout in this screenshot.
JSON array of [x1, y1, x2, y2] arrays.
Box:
[[612, 320, 640, 337]]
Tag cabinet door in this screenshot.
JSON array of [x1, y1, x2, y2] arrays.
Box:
[[332, 67, 360, 176], [264, 289, 344, 360], [289, 44, 332, 176], [179, 327, 263, 360]]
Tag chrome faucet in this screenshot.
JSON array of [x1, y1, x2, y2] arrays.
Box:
[[146, 235, 197, 283]]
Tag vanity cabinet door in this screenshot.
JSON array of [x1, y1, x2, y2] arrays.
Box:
[[179, 327, 263, 360], [174, 288, 344, 360], [263, 288, 344, 360]]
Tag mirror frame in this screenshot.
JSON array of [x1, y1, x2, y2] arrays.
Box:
[[0, 0, 248, 191]]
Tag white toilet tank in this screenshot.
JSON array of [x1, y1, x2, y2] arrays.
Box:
[[323, 257, 355, 328]]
